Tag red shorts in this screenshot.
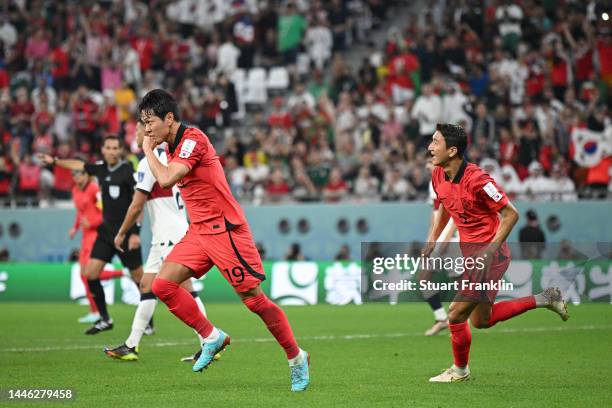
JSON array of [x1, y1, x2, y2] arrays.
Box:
[[79, 230, 98, 267], [456, 247, 511, 303], [166, 222, 265, 293]]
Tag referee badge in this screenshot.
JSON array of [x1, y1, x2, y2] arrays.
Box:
[[109, 185, 120, 199]]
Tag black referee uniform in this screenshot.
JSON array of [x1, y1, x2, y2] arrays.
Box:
[[83, 158, 142, 332], [85, 160, 142, 269]]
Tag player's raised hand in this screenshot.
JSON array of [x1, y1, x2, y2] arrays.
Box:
[[128, 233, 141, 251], [114, 232, 126, 253], [37, 153, 54, 165], [142, 135, 159, 152]]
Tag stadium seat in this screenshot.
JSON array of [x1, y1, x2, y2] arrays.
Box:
[[267, 67, 290, 91], [296, 53, 311, 76], [244, 67, 268, 105]]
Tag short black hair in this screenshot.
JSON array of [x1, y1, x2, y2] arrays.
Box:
[[138, 89, 181, 122], [102, 135, 122, 147], [436, 123, 467, 158]]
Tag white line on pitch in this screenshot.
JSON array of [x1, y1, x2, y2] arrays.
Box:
[[2, 324, 611, 353]]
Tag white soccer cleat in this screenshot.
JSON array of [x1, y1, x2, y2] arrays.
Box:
[[429, 366, 471, 383], [542, 287, 569, 321], [425, 320, 449, 336]]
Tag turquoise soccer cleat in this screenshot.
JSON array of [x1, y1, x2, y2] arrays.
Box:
[[290, 350, 310, 392], [192, 330, 230, 372]]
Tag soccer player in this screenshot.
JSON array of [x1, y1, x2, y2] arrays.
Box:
[[139, 89, 310, 392], [103, 121, 210, 362], [425, 124, 568, 383], [39, 137, 144, 335], [69, 168, 103, 323]]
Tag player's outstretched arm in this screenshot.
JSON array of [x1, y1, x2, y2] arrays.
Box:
[[142, 136, 189, 188], [114, 190, 147, 253], [37, 153, 85, 171]]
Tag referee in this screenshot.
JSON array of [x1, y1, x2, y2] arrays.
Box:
[[39, 136, 144, 334]]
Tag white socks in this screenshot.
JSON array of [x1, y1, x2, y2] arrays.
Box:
[[452, 364, 468, 376], [203, 327, 221, 344], [125, 298, 157, 348], [288, 349, 306, 366], [194, 296, 207, 343], [534, 293, 547, 307], [433, 307, 448, 321]]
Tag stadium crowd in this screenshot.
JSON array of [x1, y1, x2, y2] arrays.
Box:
[[0, 0, 610, 206]]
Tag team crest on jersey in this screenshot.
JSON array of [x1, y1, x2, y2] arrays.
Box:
[[137, 172, 144, 183], [483, 182, 503, 202], [179, 139, 197, 158], [109, 185, 120, 199]]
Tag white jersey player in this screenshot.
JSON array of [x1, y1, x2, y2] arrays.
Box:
[[419, 164, 460, 337], [136, 146, 188, 272], [103, 122, 211, 362]]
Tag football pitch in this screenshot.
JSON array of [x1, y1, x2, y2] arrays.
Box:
[[1, 302, 611, 408]]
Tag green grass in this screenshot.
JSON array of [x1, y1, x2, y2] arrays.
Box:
[[1, 302, 611, 408]]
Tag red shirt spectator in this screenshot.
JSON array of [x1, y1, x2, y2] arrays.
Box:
[[10, 88, 35, 128], [72, 91, 99, 134], [18, 156, 40, 192], [131, 35, 154, 71], [0, 68, 9, 89], [0, 156, 13, 196], [596, 38, 612, 82], [32, 133, 53, 154], [54, 166, 74, 194], [323, 168, 348, 203], [50, 45, 70, 79], [266, 170, 291, 202]]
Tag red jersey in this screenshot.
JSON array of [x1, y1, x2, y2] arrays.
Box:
[[167, 125, 247, 234], [72, 181, 103, 233], [431, 160, 509, 246]]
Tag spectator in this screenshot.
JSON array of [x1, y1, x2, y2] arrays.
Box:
[[51, 143, 74, 200], [277, 2, 307, 65], [72, 85, 99, 153], [216, 34, 241, 76], [225, 156, 248, 199], [287, 82, 316, 111], [382, 167, 414, 201], [305, 16, 333, 70], [499, 164, 525, 200], [0, 154, 13, 204], [335, 244, 350, 261], [495, 1, 524, 52], [549, 162, 578, 201], [114, 80, 137, 125], [16, 153, 40, 206], [265, 169, 291, 203], [285, 242, 305, 261], [31, 78, 57, 114], [323, 167, 348, 203], [353, 166, 380, 200], [10, 87, 35, 150], [519, 209, 546, 259], [411, 84, 442, 149], [523, 161, 554, 201]]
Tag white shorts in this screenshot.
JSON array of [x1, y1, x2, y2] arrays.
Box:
[[144, 243, 173, 274]]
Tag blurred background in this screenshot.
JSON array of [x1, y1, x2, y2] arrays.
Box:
[[0, 0, 610, 264]]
